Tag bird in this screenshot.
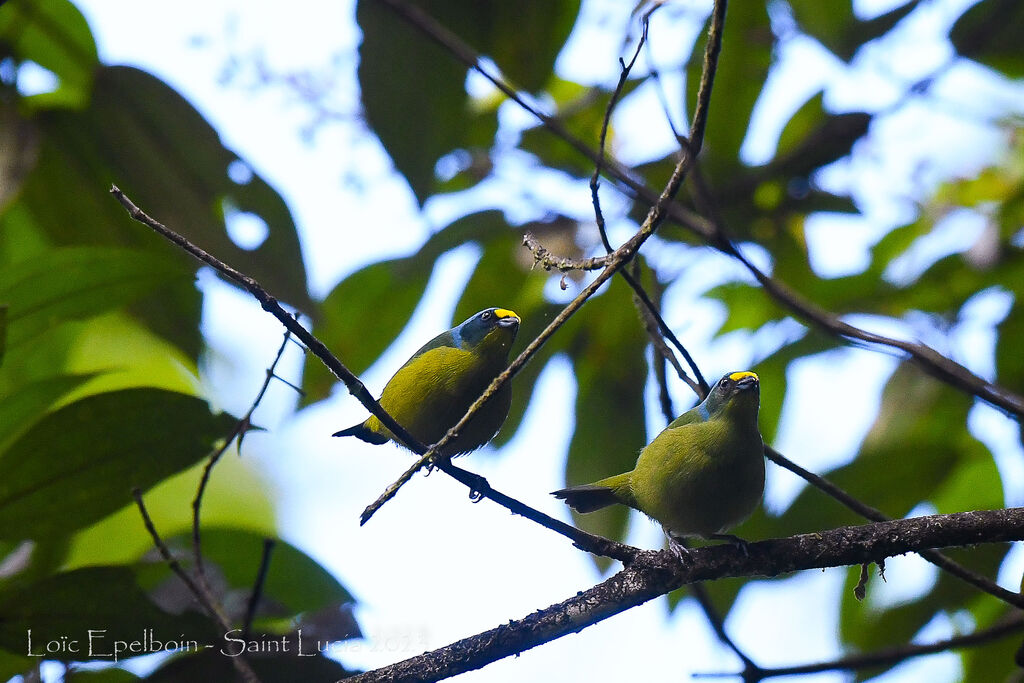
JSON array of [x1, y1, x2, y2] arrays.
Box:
[[333, 307, 520, 457], [553, 371, 764, 553]]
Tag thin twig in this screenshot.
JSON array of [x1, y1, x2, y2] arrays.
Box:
[[764, 445, 1024, 609], [242, 539, 276, 640], [585, 6, 709, 395], [192, 328, 294, 596], [345, 508, 1024, 683], [379, 0, 1024, 418], [362, 0, 728, 524], [111, 184, 426, 456], [523, 232, 613, 272], [110, 186, 633, 562], [132, 489, 261, 683], [694, 614, 1024, 680]]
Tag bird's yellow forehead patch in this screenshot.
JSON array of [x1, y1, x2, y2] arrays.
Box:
[[494, 308, 519, 321], [729, 371, 758, 382]]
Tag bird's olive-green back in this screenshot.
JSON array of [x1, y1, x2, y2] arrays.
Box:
[[364, 344, 512, 455], [628, 409, 764, 537]]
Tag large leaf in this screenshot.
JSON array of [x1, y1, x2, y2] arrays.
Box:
[[0, 389, 235, 540], [357, 0, 492, 205], [144, 528, 355, 628], [0, 246, 188, 353], [0, 373, 95, 455], [0, 0, 98, 109], [950, 0, 1024, 78], [10, 65, 309, 357], [357, 0, 579, 203], [63, 452, 276, 571], [0, 566, 215, 661], [788, 1, 920, 62], [685, 2, 771, 182]]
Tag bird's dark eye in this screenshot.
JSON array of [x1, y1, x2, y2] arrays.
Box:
[[481, 311, 493, 321]]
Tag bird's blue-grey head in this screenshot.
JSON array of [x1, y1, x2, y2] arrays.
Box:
[[451, 308, 520, 351], [699, 371, 760, 421]]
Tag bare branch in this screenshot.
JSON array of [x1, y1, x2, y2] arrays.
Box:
[[361, 0, 728, 523], [377, 0, 1024, 418], [695, 614, 1024, 680], [110, 186, 633, 562], [764, 445, 1024, 609], [192, 327, 294, 595], [346, 508, 1024, 683], [132, 489, 260, 683], [241, 538, 276, 640]]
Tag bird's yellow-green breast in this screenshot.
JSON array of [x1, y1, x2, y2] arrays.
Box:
[[553, 371, 764, 539], [334, 307, 520, 456]]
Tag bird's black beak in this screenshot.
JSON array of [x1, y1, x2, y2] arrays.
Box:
[[730, 371, 759, 391], [495, 308, 520, 328]]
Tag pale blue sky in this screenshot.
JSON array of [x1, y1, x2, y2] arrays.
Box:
[[56, 0, 1024, 680]]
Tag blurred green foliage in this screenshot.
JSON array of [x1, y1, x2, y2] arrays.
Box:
[[1, 0, 1023, 680], [0, 1, 354, 680]]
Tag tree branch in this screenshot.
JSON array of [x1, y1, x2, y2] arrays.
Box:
[[132, 489, 261, 683], [361, 0, 727, 523], [695, 614, 1024, 680], [110, 185, 634, 563], [346, 508, 1024, 683], [377, 0, 1024, 419], [192, 327, 294, 598]]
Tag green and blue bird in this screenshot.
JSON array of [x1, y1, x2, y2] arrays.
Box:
[[553, 371, 764, 547], [334, 307, 520, 457]]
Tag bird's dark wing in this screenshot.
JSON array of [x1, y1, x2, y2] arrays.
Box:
[[332, 422, 389, 444], [667, 403, 706, 429], [408, 329, 458, 360]]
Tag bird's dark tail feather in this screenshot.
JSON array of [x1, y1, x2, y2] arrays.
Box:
[[551, 484, 619, 513], [332, 422, 389, 445]]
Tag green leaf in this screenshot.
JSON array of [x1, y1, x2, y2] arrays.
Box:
[[0, 566, 216, 661], [478, 2, 580, 93], [996, 304, 1024, 396], [0, 0, 99, 109], [950, 0, 1024, 78], [146, 528, 355, 626], [0, 389, 235, 541], [788, 1, 920, 62], [519, 77, 643, 177], [685, 2, 771, 181], [356, 0, 489, 204], [356, 1, 579, 203], [0, 649, 31, 682], [0, 305, 6, 368], [306, 258, 434, 401], [18, 66, 309, 329], [703, 281, 784, 337], [0, 246, 188, 353], [63, 452, 276, 570], [0, 373, 95, 455], [776, 364, 992, 539], [564, 278, 649, 567], [304, 210, 512, 404]]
